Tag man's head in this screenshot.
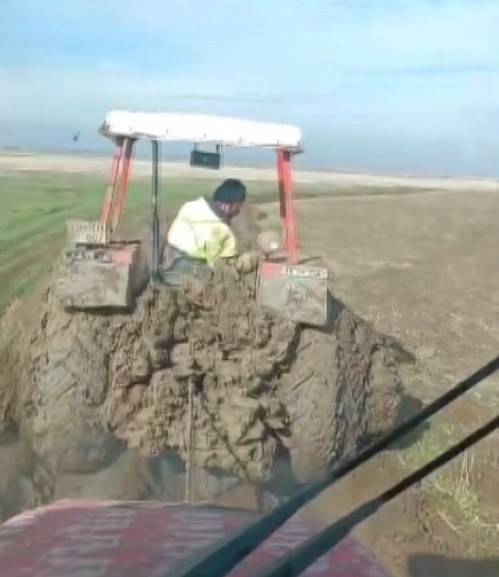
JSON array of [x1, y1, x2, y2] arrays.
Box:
[[212, 179, 246, 218]]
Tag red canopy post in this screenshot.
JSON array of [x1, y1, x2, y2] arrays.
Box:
[[276, 149, 298, 264], [110, 138, 136, 234], [101, 138, 124, 226]]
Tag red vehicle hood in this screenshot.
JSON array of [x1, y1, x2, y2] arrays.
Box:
[[0, 500, 391, 577]]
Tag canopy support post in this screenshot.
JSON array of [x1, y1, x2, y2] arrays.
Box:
[[276, 149, 299, 264], [151, 139, 160, 282]]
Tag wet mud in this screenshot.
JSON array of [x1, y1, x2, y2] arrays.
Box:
[[0, 205, 406, 523]]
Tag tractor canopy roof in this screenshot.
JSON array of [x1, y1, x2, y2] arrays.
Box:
[[99, 110, 303, 152]]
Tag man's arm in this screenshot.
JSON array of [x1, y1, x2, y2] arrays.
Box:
[[203, 226, 238, 267]]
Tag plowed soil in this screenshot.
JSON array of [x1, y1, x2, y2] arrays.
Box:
[[259, 190, 499, 577]]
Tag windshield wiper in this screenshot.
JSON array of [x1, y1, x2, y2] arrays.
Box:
[[167, 354, 499, 577], [252, 413, 499, 577]]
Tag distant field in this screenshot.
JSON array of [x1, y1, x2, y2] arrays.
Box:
[[0, 167, 379, 311], [0, 172, 285, 309], [0, 174, 207, 309], [2, 152, 497, 311]]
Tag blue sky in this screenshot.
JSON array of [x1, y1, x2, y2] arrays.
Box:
[[1, 0, 498, 175]]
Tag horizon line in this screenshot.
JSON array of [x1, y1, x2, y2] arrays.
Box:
[[1, 145, 497, 184]]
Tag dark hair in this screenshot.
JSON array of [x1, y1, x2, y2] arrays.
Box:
[[213, 179, 246, 204]]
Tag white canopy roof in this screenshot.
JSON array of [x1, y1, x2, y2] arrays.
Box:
[[99, 110, 302, 151]]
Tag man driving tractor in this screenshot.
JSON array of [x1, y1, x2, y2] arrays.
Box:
[[162, 178, 269, 279]]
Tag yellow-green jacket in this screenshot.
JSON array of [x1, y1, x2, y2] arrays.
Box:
[[167, 197, 238, 267]]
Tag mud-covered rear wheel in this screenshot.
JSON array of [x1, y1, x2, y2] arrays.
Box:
[[278, 330, 339, 482], [278, 303, 403, 483], [22, 285, 121, 474]]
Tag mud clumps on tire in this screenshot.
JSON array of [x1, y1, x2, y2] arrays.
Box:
[[278, 305, 404, 482], [9, 259, 405, 487], [13, 263, 293, 480]]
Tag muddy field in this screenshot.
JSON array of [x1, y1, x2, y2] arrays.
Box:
[[0, 154, 498, 577], [275, 188, 499, 576]]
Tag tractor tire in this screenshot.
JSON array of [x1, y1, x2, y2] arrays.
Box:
[[17, 256, 405, 493], [22, 280, 121, 475], [278, 302, 403, 483]]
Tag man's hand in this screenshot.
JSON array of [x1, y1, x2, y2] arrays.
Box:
[[235, 251, 260, 274]]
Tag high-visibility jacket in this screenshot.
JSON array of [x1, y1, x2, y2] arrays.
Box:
[[167, 197, 238, 266]]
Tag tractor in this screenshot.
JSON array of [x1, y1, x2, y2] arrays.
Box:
[[57, 110, 329, 326]]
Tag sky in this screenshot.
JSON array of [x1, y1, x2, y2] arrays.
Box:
[[1, 0, 498, 176]]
